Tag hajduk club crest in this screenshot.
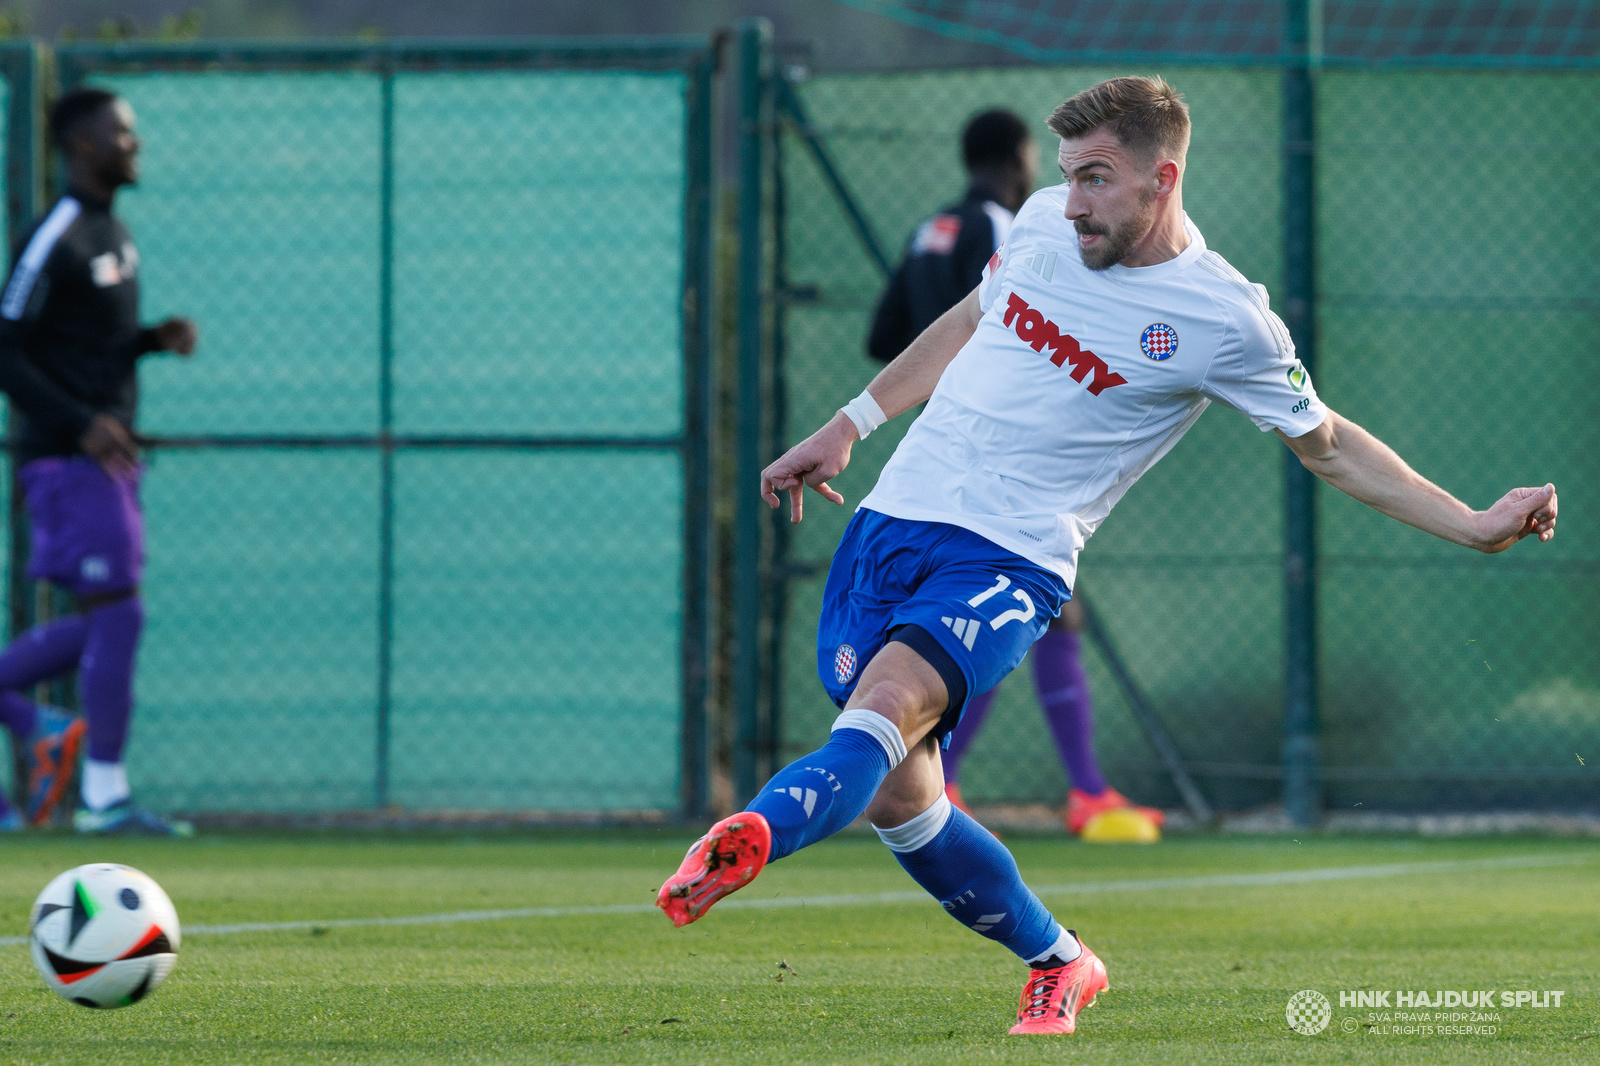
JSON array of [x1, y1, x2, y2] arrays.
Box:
[[834, 644, 857, 684], [1139, 322, 1179, 361]]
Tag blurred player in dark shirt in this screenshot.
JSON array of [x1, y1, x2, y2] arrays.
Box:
[[867, 109, 1036, 363], [866, 108, 1161, 836], [0, 88, 196, 835]]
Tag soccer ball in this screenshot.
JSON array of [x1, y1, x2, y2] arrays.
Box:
[[29, 864, 180, 1009]]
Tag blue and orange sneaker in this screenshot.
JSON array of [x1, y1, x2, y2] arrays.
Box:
[[74, 801, 195, 838], [26, 706, 85, 827], [1009, 933, 1109, 1035], [656, 812, 771, 927]]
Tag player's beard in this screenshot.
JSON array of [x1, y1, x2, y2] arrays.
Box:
[[1075, 190, 1157, 271]]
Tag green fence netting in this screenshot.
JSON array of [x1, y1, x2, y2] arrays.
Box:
[[28, 41, 715, 816], [837, 1, 1600, 66], [3, 25, 1597, 822], [1315, 70, 1600, 808], [774, 61, 1599, 813]]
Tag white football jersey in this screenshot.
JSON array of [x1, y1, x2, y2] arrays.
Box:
[[860, 186, 1328, 586]]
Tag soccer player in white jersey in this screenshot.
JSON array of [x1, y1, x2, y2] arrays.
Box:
[[658, 76, 1557, 1036]]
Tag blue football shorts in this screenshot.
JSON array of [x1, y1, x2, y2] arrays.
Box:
[[816, 508, 1070, 746]]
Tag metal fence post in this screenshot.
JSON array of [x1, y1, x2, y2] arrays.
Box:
[[25, 47, 73, 719], [732, 18, 772, 808], [2, 42, 37, 810], [680, 48, 717, 821], [1282, 0, 1320, 826], [3, 42, 37, 650], [375, 55, 395, 810], [765, 71, 789, 793]]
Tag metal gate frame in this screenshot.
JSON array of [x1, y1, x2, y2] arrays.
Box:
[[0, 40, 38, 811], [38, 38, 717, 819]]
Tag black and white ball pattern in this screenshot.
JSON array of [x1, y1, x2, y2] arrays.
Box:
[[29, 864, 180, 1009]]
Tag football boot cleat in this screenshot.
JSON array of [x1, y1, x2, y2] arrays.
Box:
[[656, 812, 771, 927], [1009, 933, 1109, 1035]]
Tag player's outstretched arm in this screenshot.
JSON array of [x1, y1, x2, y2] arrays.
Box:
[[145, 317, 198, 356], [1278, 411, 1557, 553], [761, 288, 983, 523]]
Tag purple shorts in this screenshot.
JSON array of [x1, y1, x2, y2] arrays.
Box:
[[20, 456, 144, 596]]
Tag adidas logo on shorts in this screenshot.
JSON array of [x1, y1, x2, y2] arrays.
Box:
[[940, 616, 980, 650]]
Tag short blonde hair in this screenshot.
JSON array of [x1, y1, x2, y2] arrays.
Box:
[[1046, 76, 1190, 161]]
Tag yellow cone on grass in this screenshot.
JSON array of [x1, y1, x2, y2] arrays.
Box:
[[1080, 806, 1161, 844]]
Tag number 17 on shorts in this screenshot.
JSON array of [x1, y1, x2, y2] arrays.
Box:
[[941, 573, 1038, 650]]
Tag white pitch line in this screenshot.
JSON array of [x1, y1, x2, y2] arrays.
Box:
[[2, 851, 1588, 948]]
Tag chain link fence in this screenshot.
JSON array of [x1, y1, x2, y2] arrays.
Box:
[[836, 0, 1600, 66], [3, 41, 715, 818], [1, 18, 1595, 823], [1314, 70, 1600, 808], [769, 56, 1599, 815]]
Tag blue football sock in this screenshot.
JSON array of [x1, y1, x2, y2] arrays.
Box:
[[746, 709, 906, 862], [878, 794, 1066, 964]]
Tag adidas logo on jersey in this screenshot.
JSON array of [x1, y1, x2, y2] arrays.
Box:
[[1003, 292, 1127, 395], [940, 616, 981, 650], [1023, 251, 1057, 282]]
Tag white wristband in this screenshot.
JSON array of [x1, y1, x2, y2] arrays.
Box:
[[839, 389, 887, 439]]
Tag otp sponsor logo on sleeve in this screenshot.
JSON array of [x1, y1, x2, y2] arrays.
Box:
[[1286, 360, 1309, 392], [1139, 322, 1179, 361]]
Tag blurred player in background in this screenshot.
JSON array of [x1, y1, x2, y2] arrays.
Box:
[[660, 76, 1557, 1036], [0, 88, 196, 836], [867, 109, 1035, 363], [867, 108, 1160, 837]]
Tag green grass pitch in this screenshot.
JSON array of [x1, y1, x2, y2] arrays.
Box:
[[1, 831, 1594, 1064]]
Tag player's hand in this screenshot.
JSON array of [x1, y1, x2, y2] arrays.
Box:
[[80, 413, 140, 480], [150, 317, 198, 356], [761, 412, 856, 523], [1472, 483, 1557, 553]]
